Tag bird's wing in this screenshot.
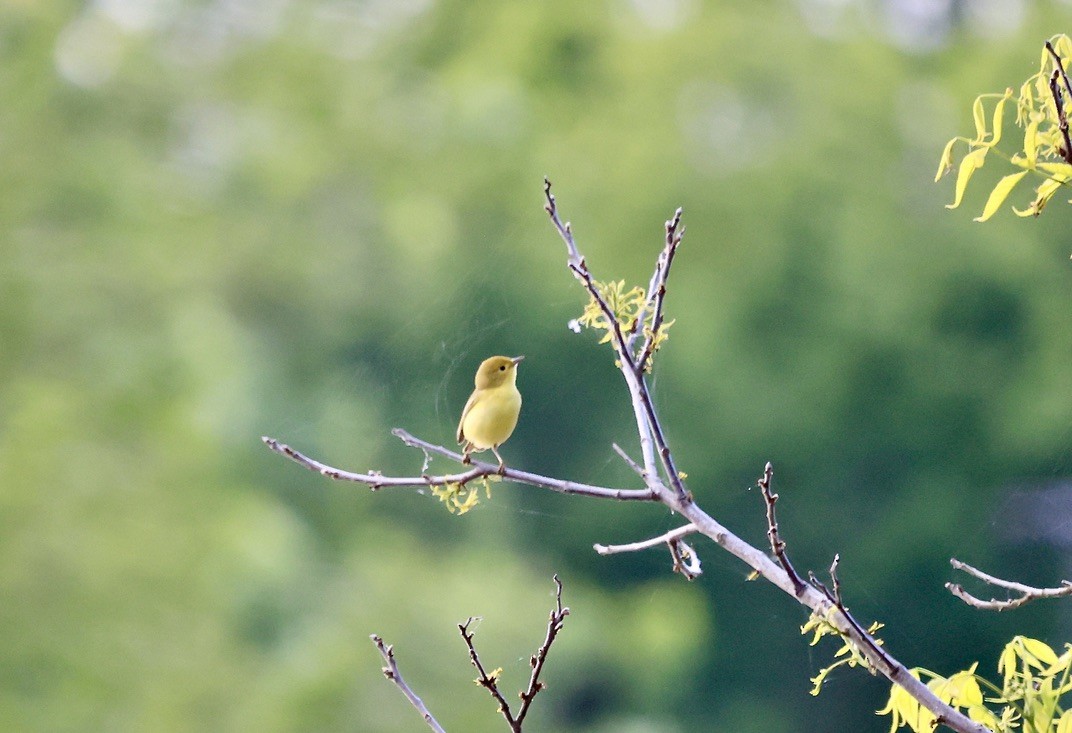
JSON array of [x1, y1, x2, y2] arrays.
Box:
[[457, 389, 480, 444]]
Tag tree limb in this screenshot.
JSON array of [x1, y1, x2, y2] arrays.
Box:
[[540, 179, 993, 733]]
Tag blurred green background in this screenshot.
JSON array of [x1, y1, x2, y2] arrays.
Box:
[[4, 1, 1072, 731]]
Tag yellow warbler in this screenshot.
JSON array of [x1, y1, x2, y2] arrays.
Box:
[[457, 355, 524, 471]]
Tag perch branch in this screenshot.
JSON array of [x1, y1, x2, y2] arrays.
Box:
[[946, 558, 1072, 611], [371, 635, 447, 733], [262, 435, 658, 502]]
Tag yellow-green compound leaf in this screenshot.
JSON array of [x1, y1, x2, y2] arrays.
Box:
[[1057, 709, 1072, 733], [974, 171, 1028, 221], [936, 138, 958, 182], [1019, 637, 1060, 668], [878, 681, 917, 733], [987, 89, 1013, 148], [967, 705, 1000, 729], [1036, 162, 1072, 180], [1023, 111, 1043, 166], [946, 147, 989, 209], [1015, 177, 1066, 217]]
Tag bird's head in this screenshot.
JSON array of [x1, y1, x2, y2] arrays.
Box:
[[475, 355, 524, 389]]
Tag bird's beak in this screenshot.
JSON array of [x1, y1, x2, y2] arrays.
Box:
[[511, 355, 525, 366]]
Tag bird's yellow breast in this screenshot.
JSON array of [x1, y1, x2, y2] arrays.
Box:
[[460, 385, 522, 449]]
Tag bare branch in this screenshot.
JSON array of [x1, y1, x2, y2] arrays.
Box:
[[265, 182, 998, 733], [459, 577, 570, 732], [545, 178, 660, 485], [829, 554, 842, 606], [946, 558, 1072, 611], [1049, 40, 1072, 99], [460, 617, 518, 730], [371, 635, 447, 733], [594, 523, 698, 555], [263, 434, 658, 502], [1045, 42, 1072, 164], [757, 462, 806, 596]]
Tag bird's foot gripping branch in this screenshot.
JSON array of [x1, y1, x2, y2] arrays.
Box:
[[264, 180, 998, 733]]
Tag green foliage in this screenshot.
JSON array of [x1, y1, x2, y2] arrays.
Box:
[[801, 610, 884, 695], [879, 637, 1072, 733], [937, 34, 1072, 221], [430, 477, 497, 515]]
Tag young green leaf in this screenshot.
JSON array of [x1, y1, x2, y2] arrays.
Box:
[[974, 171, 1028, 221], [946, 148, 988, 209]]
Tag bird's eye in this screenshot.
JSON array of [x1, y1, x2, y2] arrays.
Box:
[[499, 365, 506, 371]]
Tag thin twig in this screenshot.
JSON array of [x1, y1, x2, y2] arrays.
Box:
[[611, 442, 650, 481], [515, 575, 570, 728], [594, 523, 698, 555], [371, 635, 447, 733], [1045, 42, 1072, 164], [947, 558, 1072, 611], [459, 617, 518, 730], [829, 554, 842, 606], [263, 434, 658, 502], [757, 462, 806, 596], [808, 560, 889, 675], [636, 209, 684, 372]]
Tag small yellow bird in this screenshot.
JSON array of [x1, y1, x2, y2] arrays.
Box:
[[457, 355, 524, 472]]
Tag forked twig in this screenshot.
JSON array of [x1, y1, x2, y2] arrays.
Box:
[[459, 576, 570, 732], [544, 178, 691, 505]]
